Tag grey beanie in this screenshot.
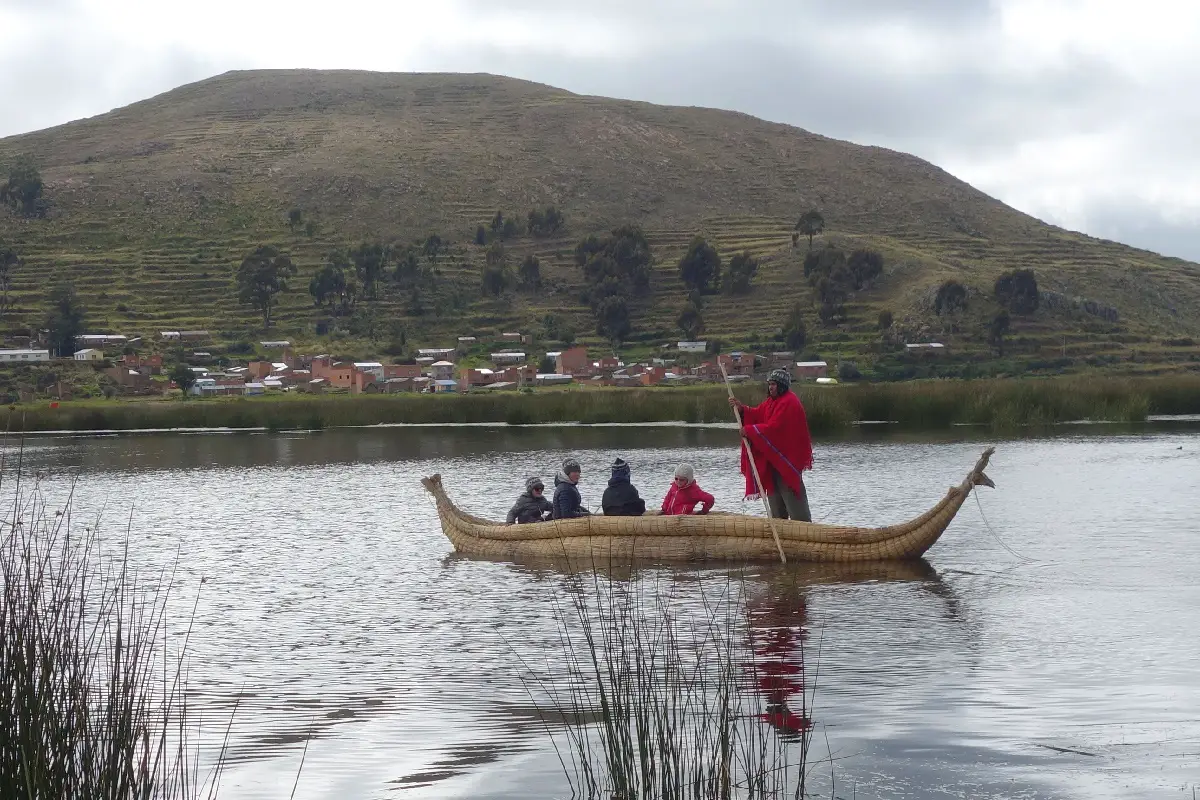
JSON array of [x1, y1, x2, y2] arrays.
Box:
[[526, 476, 545, 492], [768, 368, 792, 391], [562, 457, 582, 474], [674, 462, 695, 482]]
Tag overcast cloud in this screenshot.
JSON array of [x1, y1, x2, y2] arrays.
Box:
[[1, 0, 1196, 260]]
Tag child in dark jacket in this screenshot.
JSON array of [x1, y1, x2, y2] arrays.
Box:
[[601, 458, 646, 516], [552, 457, 591, 519], [506, 476, 553, 524], [661, 462, 715, 515]]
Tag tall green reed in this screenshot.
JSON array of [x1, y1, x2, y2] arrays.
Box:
[[0, 448, 220, 799], [3, 373, 1196, 432], [516, 566, 814, 800]]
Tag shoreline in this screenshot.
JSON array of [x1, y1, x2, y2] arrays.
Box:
[[1, 374, 1197, 434]]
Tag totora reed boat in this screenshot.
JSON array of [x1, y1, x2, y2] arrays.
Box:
[[421, 448, 995, 563]]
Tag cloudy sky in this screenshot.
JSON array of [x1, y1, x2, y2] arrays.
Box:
[[2, 0, 1197, 260]]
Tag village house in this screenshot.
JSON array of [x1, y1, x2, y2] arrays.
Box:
[[327, 364, 355, 388], [76, 334, 128, 348], [384, 363, 422, 380], [417, 347, 455, 360], [354, 361, 385, 381], [501, 332, 531, 344], [121, 353, 163, 374], [74, 348, 105, 362], [794, 361, 828, 380], [0, 349, 50, 364], [259, 340, 290, 349], [769, 352, 795, 369], [431, 379, 457, 394], [490, 351, 526, 365], [103, 366, 153, 392], [677, 341, 707, 353], [430, 361, 456, 381], [461, 367, 495, 389], [535, 373, 574, 387], [350, 371, 377, 395], [555, 346, 589, 375]]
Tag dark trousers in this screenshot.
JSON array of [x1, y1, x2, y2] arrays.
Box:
[[767, 467, 811, 522]]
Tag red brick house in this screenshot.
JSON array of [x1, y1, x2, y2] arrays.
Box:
[[555, 346, 589, 375]]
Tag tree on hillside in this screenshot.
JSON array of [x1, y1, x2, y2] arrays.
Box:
[[846, 249, 884, 290], [934, 280, 968, 316], [44, 283, 86, 357], [795, 209, 825, 251], [1, 159, 46, 217], [287, 208, 303, 231], [422, 234, 446, 262], [724, 251, 759, 295], [475, 225, 488, 246], [519, 254, 542, 290], [309, 250, 358, 317], [0, 243, 20, 320], [528, 206, 565, 237], [994, 269, 1039, 315], [803, 245, 845, 280], [394, 246, 421, 285], [575, 226, 653, 343], [877, 310, 894, 330], [350, 242, 390, 299], [988, 310, 1011, 355], [677, 302, 705, 340], [678, 236, 722, 294], [782, 303, 807, 351], [481, 241, 510, 296], [236, 245, 296, 328], [170, 362, 197, 397], [594, 295, 631, 343]]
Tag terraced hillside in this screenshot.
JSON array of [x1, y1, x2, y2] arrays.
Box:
[[1, 69, 1198, 374]]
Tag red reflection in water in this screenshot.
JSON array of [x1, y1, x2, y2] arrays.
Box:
[[746, 588, 812, 739]]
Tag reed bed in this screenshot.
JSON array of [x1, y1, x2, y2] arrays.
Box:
[[515, 567, 815, 800], [0, 458, 216, 799], [2, 373, 1198, 432]]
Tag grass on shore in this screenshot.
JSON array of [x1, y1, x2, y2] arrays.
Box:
[[2, 374, 1198, 433]]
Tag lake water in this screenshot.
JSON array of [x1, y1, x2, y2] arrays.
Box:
[[4, 421, 1199, 799]]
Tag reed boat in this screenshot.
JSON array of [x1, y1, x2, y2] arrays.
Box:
[[421, 447, 994, 563]]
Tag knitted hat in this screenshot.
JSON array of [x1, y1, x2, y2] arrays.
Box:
[[768, 368, 792, 391], [562, 457, 582, 475], [610, 457, 631, 481], [526, 476, 545, 492], [674, 462, 695, 482]]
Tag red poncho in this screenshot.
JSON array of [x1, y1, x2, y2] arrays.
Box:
[[739, 390, 813, 499]]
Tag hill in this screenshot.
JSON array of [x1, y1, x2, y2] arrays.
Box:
[[1, 68, 1198, 378]]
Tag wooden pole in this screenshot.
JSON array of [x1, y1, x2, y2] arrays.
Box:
[[720, 361, 787, 564]]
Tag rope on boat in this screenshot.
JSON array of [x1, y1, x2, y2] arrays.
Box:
[[972, 489, 1035, 563]]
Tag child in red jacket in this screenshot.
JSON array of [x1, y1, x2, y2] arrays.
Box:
[[661, 463, 715, 515]]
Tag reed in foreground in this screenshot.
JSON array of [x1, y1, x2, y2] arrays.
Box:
[[516, 566, 817, 799], [0, 467, 215, 799]]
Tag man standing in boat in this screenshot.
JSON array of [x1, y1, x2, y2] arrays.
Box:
[[728, 368, 814, 522]]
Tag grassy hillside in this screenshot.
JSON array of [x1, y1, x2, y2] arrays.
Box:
[[1, 69, 1198, 376]]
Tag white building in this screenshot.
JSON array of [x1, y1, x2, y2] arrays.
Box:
[[0, 349, 51, 364], [354, 361, 385, 380], [677, 341, 707, 353], [74, 348, 104, 362], [490, 351, 526, 364]]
